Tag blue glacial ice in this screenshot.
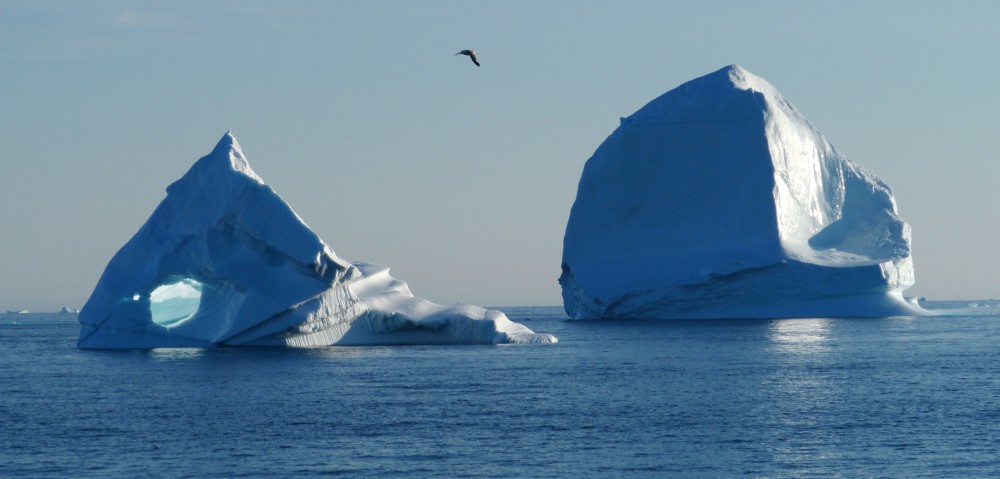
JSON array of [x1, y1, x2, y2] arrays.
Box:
[[560, 65, 925, 319], [77, 132, 556, 348]]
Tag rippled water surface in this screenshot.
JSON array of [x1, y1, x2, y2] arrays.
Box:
[[2, 302, 999, 478]]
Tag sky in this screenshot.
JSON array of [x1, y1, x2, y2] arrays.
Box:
[[1, 0, 998, 311]]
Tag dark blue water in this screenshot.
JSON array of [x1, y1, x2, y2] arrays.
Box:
[[2, 302, 999, 478]]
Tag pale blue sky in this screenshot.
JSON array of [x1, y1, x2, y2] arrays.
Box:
[[2, 1, 998, 311]]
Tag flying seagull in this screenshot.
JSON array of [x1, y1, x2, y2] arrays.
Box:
[[455, 49, 480, 67]]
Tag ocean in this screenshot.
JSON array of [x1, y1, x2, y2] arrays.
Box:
[[2, 302, 998, 478]]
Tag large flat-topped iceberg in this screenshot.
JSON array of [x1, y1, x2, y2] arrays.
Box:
[[78, 132, 556, 348], [560, 65, 924, 319]]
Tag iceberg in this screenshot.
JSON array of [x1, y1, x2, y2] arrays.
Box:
[[560, 65, 924, 319], [78, 132, 556, 348]]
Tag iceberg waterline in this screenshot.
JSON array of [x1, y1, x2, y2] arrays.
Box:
[[77, 132, 556, 348], [560, 65, 924, 319]]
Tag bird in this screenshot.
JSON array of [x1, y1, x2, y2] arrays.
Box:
[[455, 49, 480, 67]]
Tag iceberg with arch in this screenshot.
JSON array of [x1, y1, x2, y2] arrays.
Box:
[[77, 132, 556, 348], [560, 65, 924, 319]]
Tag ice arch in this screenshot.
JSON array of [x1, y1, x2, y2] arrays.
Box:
[[149, 278, 203, 327], [76, 132, 557, 348]]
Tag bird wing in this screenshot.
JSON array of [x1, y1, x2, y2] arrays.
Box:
[[470, 52, 480, 66]]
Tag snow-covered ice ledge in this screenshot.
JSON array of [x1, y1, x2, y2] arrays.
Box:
[[560, 65, 926, 319], [77, 132, 556, 348]]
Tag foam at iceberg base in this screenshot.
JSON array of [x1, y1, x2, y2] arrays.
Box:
[[560, 65, 925, 319], [77, 133, 556, 348]]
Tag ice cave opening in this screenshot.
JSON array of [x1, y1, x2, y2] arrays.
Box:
[[149, 278, 203, 327]]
